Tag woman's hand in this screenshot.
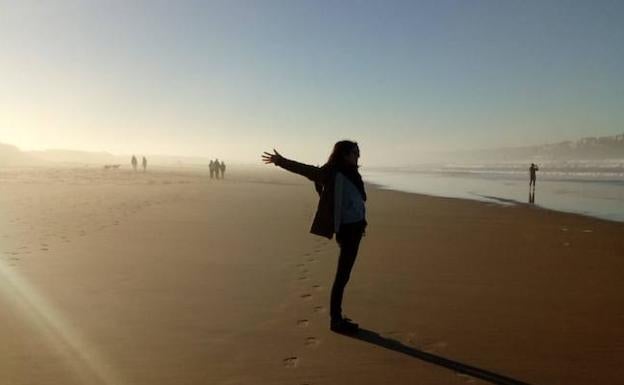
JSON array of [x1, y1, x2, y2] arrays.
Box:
[[262, 149, 284, 165]]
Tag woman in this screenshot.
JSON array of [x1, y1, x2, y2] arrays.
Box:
[[262, 141, 367, 334]]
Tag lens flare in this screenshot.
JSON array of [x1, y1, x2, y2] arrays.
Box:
[[0, 259, 126, 385]]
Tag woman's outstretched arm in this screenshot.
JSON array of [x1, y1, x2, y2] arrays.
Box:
[[262, 149, 322, 183]]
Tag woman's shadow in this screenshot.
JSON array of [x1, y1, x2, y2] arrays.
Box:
[[343, 328, 536, 385]]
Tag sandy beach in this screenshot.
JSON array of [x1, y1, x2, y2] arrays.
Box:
[[1, 166, 623, 385]]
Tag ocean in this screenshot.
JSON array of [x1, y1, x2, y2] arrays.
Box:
[[362, 161, 624, 222]]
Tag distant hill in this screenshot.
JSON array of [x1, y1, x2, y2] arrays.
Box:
[[27, 150, 214, 167], [28, 149, 122, 165], [0, 144, 215, 167], [0, 142, 39, 166], [448, 133, 624, 162]]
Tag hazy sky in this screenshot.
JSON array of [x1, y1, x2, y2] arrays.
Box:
[[1, 0, 623, 165]]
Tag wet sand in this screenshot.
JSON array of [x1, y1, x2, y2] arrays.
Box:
[[1, 166, 623, 385]]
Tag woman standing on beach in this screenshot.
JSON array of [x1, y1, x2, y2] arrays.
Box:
[[262, 141, 366, 334]]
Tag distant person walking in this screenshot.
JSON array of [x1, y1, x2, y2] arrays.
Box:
[[219, 161, 226, 179], [529, 163, 539, 188], [131, 155, 138, 172], [214, 159, 221, 179], [262, 141, 366, 334], [529, 163, 539, 203], [142, 156, 147, 172], [209, 160, 215, 179]]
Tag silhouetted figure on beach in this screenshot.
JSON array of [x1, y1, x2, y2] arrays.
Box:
[[131, 155, 138, 171], [219, 161, 226, 179], [142, 156, 147, 172], [214, 158, 221, 179], [529, 163, 539, 188], [528, 163, 539, 203], [262, 141, 366, 334], [209, 160, 215, 179]]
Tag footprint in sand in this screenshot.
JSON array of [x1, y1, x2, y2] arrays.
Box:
[[300, 294, 312, 300], [283, 357, 299, 368], [297, 319, 310, 328], [307, 258, 317, 263], [582, 229, 593, 233], [406, 332, 418, 345], [312, 284, 322, 291], [296, 263, 305, 267], [560, 227, 569, 232], [456, 373, 477, 383], [300, 268, 309, 274], [298, 276, 309, 281], [422, 340, 448, 353], [314, 306, 325, 313], [305, 337, 320, 347], [40, 248, 48, 251]]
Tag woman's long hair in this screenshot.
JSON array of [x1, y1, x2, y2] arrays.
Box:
[[324, 140, 359, 170], [317, 140, 366, 201]]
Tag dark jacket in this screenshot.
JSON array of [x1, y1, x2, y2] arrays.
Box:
[[276, 157, 337, 239]]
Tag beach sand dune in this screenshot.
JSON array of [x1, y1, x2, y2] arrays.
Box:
[[1, 166, 623, 385]]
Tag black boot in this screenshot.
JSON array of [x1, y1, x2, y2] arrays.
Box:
[[330, 317, 359, 334]]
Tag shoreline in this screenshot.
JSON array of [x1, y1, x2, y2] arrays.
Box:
[[371, 182, 624, 224], [365, 176, 624, 224]]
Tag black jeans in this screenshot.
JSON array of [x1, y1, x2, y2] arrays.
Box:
[[330, 220, 366, 321]]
